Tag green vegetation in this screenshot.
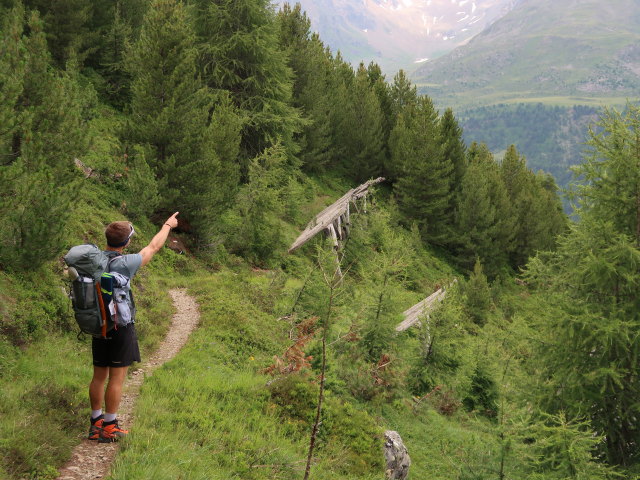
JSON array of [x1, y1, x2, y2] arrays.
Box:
[[459, 103, 601, 188], [0, 0, 638, 479]]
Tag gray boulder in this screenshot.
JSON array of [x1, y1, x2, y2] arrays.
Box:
[[384, 430, 411, 479]]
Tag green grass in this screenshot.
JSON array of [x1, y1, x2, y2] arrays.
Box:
[[0, 250, 176, 479], [109, 270, 384, 479], [0, 335, 88, 479]]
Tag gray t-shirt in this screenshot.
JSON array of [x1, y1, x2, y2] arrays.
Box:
[[109, 253, 142, 279]]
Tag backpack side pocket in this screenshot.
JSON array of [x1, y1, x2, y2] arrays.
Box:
[[71, 276, 96, 309]]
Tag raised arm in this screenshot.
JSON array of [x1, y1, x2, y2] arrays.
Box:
[[139, 212, 179, 267]]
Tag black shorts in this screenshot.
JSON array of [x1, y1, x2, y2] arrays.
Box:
[[92, 323, 141, 368]]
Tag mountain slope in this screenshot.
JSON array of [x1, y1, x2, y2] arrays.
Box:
[[413, 0, 640, 108], [275, 0, 518, 74]]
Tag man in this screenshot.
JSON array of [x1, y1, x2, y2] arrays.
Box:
[[88, 212, 179, 443]]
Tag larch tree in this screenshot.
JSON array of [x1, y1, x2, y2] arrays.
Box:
[[525, 104, 640, 466], [191, 0, 302, 173]]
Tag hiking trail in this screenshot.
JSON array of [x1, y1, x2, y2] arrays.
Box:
[[56, 289, 200, 480]]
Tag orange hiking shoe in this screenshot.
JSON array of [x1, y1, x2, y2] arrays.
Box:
[[88, 416, 104, 440], [99, 420, 128, 443]]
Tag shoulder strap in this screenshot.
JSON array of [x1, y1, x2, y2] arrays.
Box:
[[104, 251, 122, 273]]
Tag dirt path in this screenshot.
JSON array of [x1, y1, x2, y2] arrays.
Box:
[[56, 289, 200, 480]]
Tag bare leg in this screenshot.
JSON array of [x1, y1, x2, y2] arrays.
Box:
[[105, 366, 129, 415], [89, 366, 109, 411]]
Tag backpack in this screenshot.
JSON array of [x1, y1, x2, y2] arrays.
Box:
[[63, 244, 134, 338]]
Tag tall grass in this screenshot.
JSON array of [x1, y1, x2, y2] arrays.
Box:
[[109, 271, 384, 479]]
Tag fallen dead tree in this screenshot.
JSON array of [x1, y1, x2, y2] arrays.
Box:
[[395, 280, 456, 332], [288, 177, 385, 253]]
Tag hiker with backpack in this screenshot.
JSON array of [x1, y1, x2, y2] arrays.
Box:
[[65, 212, 179, 442]]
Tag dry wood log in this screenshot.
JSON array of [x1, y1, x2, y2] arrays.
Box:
[[395, 280, 457, 332], [395, 288, 446, 332], [288, 177, 384, 253]]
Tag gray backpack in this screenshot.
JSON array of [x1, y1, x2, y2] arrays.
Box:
[[64, 244, 134, 338]]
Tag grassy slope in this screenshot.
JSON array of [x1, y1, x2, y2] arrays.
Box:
[[109, 271, 516, 480], [107, 269, 557, 479], [0, 182, 177, 479], [0, 177, 572, 480]]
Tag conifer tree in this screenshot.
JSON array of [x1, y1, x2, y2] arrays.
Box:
[[0, 3, 25, 164], [221, 144, 290, 265], [501, 145, 566, 268], [21, 0, 95, 66], [464, 258, 492, 326], [386, 70, 418, 182], [126, 0, 210, 204], [354, 209, 407, 362], [366, 62, 393, 172], [324, 53, 355, 170], [191, 0, 302, 169], [391, 96, 453, 246], [0, 5, 82, 270], [93, 1, 137, 108], [525, 104, 640, 466], [338, 64, 386, 182], [455, 143, 513, 276], [389, 69, 417, 118], [439, 108, 466, 192], [175, 94, 243, 237], [526, 219, 640, 467], [122, 146, 160, 221], [575, 104, 640, 245], [438, 107, 467, 246], [277, 4, 334, 172], [526, 413, 621, 479]]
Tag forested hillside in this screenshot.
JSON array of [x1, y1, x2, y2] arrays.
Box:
[[0, 1, 639, 479], [460, 103, 600, 187]]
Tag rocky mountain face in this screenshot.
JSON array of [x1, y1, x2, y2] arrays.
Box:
[[275, 0, 518, 74], [412, 0, 640, 108]]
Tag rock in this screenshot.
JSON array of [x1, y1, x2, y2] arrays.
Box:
[[384, 430, 411, 480]]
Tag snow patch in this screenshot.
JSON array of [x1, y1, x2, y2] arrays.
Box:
[[414, 57, 430, 63]]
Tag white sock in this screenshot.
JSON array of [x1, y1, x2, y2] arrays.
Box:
[[104, 413, 117, 423], [91, 409, 103, 419]]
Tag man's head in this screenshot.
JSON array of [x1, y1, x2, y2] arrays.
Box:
[[105, 221, 135, 249]]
